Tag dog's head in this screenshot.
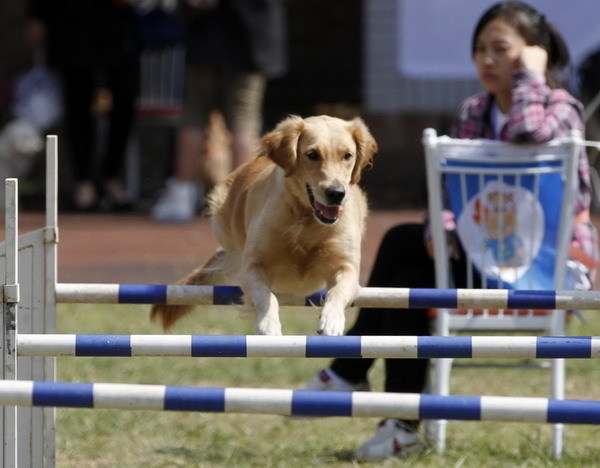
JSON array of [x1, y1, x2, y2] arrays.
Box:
[[263, 115, 377, 225]]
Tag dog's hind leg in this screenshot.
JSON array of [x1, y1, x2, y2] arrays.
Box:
[[150, 249, 238, 329]]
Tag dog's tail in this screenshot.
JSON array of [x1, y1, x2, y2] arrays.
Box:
[[150, 249, 238, 330], [149, 281, 195, 330]]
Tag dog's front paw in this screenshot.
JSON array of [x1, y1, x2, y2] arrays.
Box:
[[317, 312, 345, 336], [256, 316, 282, 335]]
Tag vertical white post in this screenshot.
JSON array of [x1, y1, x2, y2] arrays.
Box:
[[422, 128, 449, 451], [3, 178, 19, 468], [46, 136, 57, 231], [44, 135, 58, 467]]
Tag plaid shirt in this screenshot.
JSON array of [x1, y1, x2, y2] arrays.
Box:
[[435, 69, 598, 282], [453, 69, 592, 217]]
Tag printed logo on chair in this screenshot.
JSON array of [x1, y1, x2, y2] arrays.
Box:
[[446, 168, 562, 289]]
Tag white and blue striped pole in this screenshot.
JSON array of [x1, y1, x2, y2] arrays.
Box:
[[0, 380, 599, 424], [54, 283, 600, 310], [16, 334, 600, 359]]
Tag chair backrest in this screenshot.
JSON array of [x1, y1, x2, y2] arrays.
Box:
[[423, 128, 581, 333], [137, 44, 185, 121]]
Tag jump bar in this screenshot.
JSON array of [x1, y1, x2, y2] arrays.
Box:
[[17, 334, 600, 359], [1, 380, 599, 424], [54, 283, 600, 310]]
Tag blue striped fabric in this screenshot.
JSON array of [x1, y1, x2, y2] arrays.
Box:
[[446, 160, 562, 170], [119, 284, 167, 304]]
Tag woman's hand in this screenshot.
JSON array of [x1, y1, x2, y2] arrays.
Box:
[[425, 232, 461, 260], [517, 45, 548, 74]]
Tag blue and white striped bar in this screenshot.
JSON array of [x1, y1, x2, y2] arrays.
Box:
[[16, 334, 600, 359], [1, 380, 599, 424], [54, 283, 600, 310]]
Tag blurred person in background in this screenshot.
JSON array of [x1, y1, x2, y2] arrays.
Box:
[[0, 1, 35, 123], [29, 0, 141, 212], [0, 0, 66, 208], [151, 0, 288, 223]]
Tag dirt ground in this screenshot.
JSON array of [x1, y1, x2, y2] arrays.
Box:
[[7, 209, 600, 289], [9, 210, 424, 286]]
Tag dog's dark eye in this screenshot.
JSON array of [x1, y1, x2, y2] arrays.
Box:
[[306, 150, 320, 161], [343, 152, 354, 161]]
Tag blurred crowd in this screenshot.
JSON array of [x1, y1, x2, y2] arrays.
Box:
[[0, 0, 287, 218], [1, 0, 600, 222]]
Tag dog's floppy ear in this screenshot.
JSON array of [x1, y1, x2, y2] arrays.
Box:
[[350, 118, 377, 184], [262, 115, 305, 176]]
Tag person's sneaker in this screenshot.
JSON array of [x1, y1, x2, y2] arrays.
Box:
[[305, 368, 370, 391], [151, 178, 198, 223], [353, 419, 420, 462]]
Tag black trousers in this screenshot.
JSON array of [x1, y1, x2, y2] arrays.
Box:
[[60, 60, 138, 184], [329, 223, 468, 427]]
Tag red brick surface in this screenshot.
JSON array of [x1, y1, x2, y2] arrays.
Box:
[[7, 210, 600, 289], [8, 211, 423, 285]]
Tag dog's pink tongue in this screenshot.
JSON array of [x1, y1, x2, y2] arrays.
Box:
[[315, 200, 342, 220]]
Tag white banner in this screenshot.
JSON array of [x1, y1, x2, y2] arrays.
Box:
[[398, 0, 600, 79]]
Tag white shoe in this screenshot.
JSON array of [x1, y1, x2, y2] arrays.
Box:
[[305, 368, 370, 392], [151, 178, 198, 223], [353, 419, 420, 462]]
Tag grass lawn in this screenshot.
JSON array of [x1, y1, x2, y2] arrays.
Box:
[[54, 304, 600, 467]]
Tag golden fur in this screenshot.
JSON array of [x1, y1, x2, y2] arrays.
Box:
[[150, 115, 378, 335]]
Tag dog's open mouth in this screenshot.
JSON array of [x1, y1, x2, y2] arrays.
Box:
[[306, 185, 342, 224]]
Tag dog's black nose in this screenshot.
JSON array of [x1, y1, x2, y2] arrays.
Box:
[[325, 185, 345, 205]]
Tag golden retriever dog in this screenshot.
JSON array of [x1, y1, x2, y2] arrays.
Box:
[[150, 115, 377, 335]]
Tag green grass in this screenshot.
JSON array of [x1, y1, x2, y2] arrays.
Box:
[[54, 304, 600, 467]]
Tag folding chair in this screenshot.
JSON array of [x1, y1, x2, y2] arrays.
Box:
[[423, 128, 583, 458], [126, 44, 186, 201]]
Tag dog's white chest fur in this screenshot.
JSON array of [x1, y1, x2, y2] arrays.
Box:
[[261, 235, 343, 295]]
